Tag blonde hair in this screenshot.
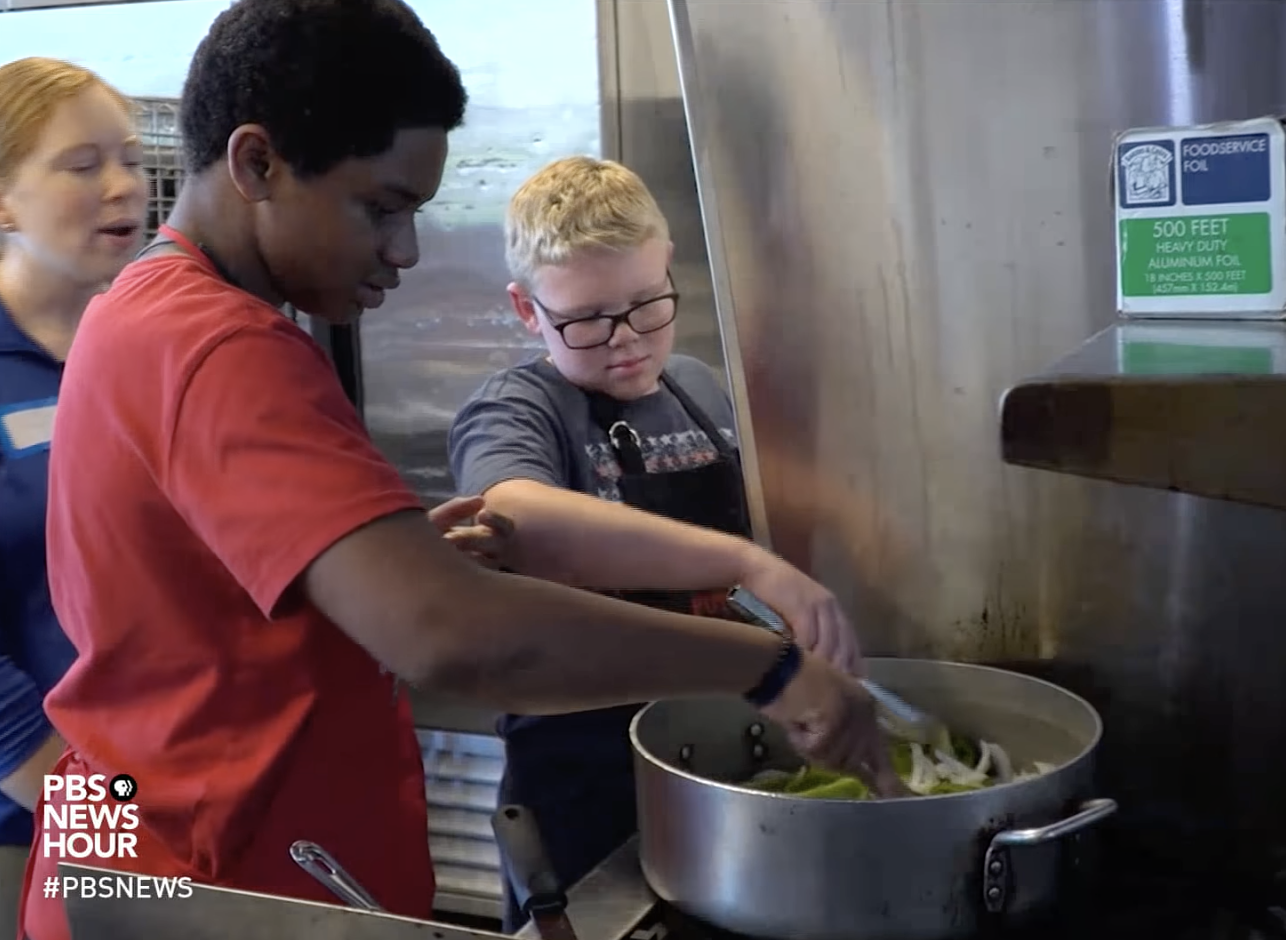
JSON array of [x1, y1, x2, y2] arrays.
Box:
[[0, 57, 132, 188], [504, 156, 670, 286]]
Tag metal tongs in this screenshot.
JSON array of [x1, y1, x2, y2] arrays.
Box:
[[290, 840, 384, 912], [726, 586, 950, 748]]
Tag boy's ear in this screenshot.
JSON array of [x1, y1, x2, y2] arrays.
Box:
[[507, 282, 541, 335]]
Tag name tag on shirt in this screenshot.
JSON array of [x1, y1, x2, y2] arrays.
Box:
[[0, 398, 57, 457]]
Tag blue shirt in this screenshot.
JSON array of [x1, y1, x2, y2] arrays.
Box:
[[0, 300, 75, 846]]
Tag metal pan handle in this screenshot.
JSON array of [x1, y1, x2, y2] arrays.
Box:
[[491, 804, 568, 919], [289, 840, 384, 912], [727, 587, 789, 635], [982, 797, 1118, 913]]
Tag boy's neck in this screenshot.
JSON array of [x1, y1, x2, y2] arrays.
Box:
[[542, 356, 664, 402], [164, 174, 284, 309]]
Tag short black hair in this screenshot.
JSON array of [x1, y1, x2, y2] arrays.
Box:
[[179, 0, 468, 178]]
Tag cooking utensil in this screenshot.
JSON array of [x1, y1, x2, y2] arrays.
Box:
[[490, 804, 578, 940], [727, 586, 952, 747], [630, 656, 1118, 940], [289, 840, 384, 912]]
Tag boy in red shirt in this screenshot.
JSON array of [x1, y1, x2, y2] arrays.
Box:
[[20, 1, 897, 938]]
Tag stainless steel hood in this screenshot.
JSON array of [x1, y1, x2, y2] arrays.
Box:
[[1000, 319, 1286, 511], [669, 0, 1286, 864]]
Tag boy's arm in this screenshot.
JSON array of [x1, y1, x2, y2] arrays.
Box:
[[154, 328, 891, 791], [485, 477, 759, 590], [448, 371, 760, 589], [448, 370, 861, 672]]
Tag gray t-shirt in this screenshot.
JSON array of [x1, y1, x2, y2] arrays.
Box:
[[448, 354, 737, 503], [448, 354, 739, 742]]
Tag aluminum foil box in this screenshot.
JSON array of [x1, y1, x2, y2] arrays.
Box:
[[1114, 117, 1286, 318]]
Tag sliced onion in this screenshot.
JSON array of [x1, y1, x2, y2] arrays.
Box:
[[933, 749, 989, 786], [907, 743, 941, 795], [1011, 759, 1057, 782], [986, 741, 1015, 783], [973, 741, 993, 778], [906, 743, 923, 791]]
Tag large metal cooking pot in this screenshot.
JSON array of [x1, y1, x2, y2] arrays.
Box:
[[629, 657, 1117, 940]]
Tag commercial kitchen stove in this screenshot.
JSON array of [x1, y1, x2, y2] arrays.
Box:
[[514, 824, 1286, 940], [60, 814, 1286, 940]]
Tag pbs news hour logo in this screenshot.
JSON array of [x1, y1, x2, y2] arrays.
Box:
[[40, 773, 195, 903], [41, 773, 140, 859]]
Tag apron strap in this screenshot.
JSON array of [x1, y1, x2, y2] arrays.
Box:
[[135, 230, 297, 323], [137, 230, 241, 288], [658, 372, 738, 462], [655, 372, 753, 539], [586, 391, 647, 475], [585, 371, 741, 477], [135, 235, 180, 261]]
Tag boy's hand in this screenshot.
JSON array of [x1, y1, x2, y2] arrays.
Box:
[[428, 496, 516, 570], [738, 547, 862, 676], [760, 652, 906, 798]]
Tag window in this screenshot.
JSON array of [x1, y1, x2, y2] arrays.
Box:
[[358, 0, 601, 503], [0, 0, 234, 246], [1, 0, 604, 506], [132, 97, 181, 242], [0, 1, 237, 92]]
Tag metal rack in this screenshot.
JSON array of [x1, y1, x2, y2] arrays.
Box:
[[416, 730, 505, 920], [131, 96, 184, 242]]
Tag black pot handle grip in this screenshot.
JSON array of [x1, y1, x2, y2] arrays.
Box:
[[491, 804, 568, 917]]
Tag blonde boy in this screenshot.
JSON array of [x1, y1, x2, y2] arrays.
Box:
[[448, 157, 862, 931]]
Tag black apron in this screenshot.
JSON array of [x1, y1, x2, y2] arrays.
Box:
[[134, 231, 300, 324], [498, 372, 753, 932]]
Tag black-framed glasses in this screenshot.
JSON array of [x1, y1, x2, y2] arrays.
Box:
[[530, 274, 680, 350]]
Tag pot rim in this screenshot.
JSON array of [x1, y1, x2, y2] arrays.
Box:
[[628, 656, 1106, 805]]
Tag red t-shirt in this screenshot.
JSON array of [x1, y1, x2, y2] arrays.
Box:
[[20, 229, 435, 940]]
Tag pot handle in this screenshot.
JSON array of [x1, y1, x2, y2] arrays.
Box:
[[491, 804, 569, 919], [982, 797, 1117, 913]]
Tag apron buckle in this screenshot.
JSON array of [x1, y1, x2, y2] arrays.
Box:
[[607, 420, 641, 449]]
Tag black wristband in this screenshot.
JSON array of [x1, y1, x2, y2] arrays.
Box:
[[743, 635, 803, 708]]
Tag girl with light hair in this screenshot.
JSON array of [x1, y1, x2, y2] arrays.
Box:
[[0, 56, 146, 937]]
